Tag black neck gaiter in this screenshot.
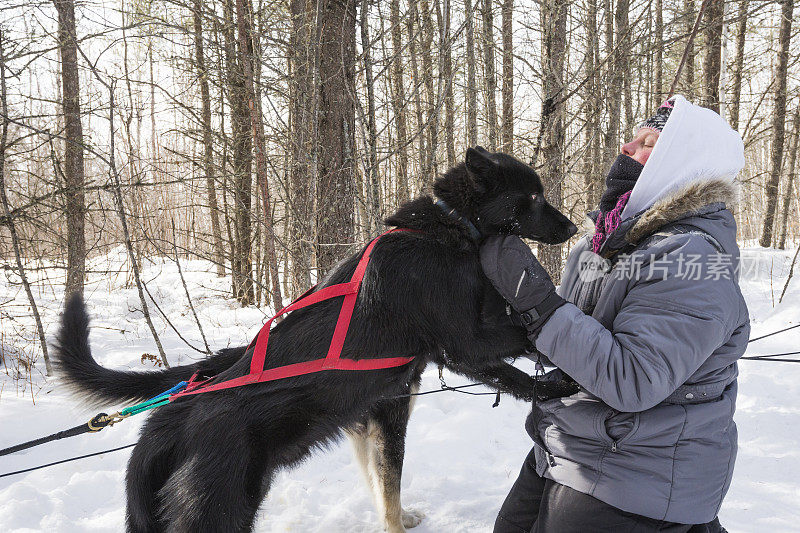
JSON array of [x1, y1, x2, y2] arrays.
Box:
[[598, 154, 645, 212]]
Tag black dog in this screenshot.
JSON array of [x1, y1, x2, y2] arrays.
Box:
[[54, 146, 576, 533]]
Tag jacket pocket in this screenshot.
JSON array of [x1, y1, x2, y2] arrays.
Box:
[[598, 408, 640, 451], [537, 398, 610, 461]]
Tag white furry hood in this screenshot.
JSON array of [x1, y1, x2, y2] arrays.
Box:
[[620, 95, 745, 220]]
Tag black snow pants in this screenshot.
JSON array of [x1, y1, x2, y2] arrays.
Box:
[[494, 448, 728, 533]]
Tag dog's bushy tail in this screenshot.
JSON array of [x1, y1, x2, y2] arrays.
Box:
[[53, 294, 203, 406]]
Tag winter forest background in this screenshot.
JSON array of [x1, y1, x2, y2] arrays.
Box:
[[0, 0, 797, 373], [0, 0, 799, 530]]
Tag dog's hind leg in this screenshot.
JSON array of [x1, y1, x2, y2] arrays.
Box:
[[126, 438, 171, 533], [156, 424, 271, 533], [348, 420, 378, 497], [348, 385, 424, 533]]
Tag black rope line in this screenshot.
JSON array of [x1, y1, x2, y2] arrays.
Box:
[[741, 357, 800, 363], [747, 323, 800, 344], [738, 324, 800, 363], [389, 382, 495, 399], [0, 443, 136, 479], [0, 414, 112, 458], [743, 350, 800, 359], [742, 351, 800, 363]]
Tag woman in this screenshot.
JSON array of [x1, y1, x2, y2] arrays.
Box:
[[481, 95, 749, 532]]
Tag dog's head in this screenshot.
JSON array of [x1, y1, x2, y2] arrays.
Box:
[[433, 147, 578, 245]]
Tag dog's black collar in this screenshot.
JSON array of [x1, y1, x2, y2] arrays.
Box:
[[435, 199, 482, 241]]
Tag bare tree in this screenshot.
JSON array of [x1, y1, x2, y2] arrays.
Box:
[[420, 0, 438, 185], [236, 0, 283, 309], [360, 0, 382, 234], [602, 0, 625, 170], [108, 83, 169, 367], [390, 0, 410, 201], [702, 0, 724, 112], [619, 0, 632, 132], [539, 0, 568, 283], [729, 0, 748, 130], [683, 0, 696, 98], [222, 0, 255, 304], [481, 0, 498, 150], [759, 0, 794, 247], [583, 0, 602, 207], [465, 0, 478, 147], [0, 30, 52, 376], [778, 103, 800, 249], [288, 0, 317, 295], [439, 0, 457, 167], [193, 0, 226, 277], [501, 0, 513, 152], [653, 0, 663, 107], [407, 0, 427, 192], [54, 0, 86, 298], [316, 0, 358, 275]]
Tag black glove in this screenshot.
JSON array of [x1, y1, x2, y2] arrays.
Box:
[[480, 235, 566, 336]]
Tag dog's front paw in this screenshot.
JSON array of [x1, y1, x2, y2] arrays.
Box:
[[385, 522, 406, 533], [497, 375, 540, 402], [401, 508, 424, 528]]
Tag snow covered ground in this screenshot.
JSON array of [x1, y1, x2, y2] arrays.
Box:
[[1, 245, 799, 532]]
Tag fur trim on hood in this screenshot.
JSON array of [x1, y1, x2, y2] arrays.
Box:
[[625, 178, 737, 244]]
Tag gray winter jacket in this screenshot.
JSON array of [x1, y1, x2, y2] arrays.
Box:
[[528, 177, 750, 524]]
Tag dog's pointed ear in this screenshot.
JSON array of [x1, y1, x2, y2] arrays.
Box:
[[465, 147, 497, 194], [474, 145, 491, 155], [466, 147, 497, 175]]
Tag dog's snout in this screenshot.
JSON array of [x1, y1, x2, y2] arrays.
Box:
[[566, 222, 578, 236]]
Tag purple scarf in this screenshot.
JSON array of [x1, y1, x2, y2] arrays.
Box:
[[591, 190, 632, 254]]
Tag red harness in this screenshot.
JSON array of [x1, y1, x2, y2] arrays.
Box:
[[170, 228, 416, 400]]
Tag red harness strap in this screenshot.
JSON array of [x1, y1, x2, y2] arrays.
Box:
[[171, 229, 415, 399]]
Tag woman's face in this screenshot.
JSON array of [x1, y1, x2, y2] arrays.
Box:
[[621, 128, 660, 166]]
